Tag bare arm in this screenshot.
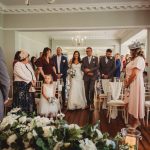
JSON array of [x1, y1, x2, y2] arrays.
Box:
[[42, 85, 49, 101], [125, 68, 139, 87], [38, 67, 45, 78]]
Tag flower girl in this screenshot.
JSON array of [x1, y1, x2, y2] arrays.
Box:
[[39, 75, 60, 117]]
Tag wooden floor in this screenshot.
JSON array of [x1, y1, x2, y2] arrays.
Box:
[[63, 108, 150, 150]]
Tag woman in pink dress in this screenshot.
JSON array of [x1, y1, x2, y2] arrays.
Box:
[[125, 41, 145, 128]]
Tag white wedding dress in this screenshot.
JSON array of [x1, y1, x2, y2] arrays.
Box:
[[67, 63, 87, 110], [39, 84, 60, 117]]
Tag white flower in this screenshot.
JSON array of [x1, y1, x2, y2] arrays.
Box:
[[7, 134, 17, 146], [79, 139, 97, 150], [33, 116, 51, 127], [27, 132, 33, 140], [106, 139, 116, 149], [53, 142, 63, 150], [57, 113, 65, 120], [32, 130, 37, 137], [95, 129, 103, 139], [0, 116, 18, 130], [9, 108, 21, 114], [68, 124, 80, 130], [63, 60, 66, 63], [43, 126, 52, 137], [19, 116, 27, 124]]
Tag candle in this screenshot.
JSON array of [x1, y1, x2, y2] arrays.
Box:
[[125, 136, 136, 150]]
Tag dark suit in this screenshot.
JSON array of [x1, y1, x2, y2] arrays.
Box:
[[99, 56, 116, 79], [0, 47, 10, 120], [52, 55, 68, 105], [81, 56, 98, 105]]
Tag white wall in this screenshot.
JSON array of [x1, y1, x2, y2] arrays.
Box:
[[16, 32, 50, 57], [3, 10, 150, 29]]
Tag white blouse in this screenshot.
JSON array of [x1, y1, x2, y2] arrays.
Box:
[[14, 62, 36, 83]]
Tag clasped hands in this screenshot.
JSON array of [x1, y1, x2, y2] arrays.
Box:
[[124, 79, 129, 88], [84, 68, 94, 76]]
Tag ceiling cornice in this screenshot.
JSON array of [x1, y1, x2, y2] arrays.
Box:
[[0, 2, 150, 14]]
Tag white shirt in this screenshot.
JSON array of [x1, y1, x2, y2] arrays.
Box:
[[88, 56, 92, 64], [14, 62, 36, 83], [57, 55, 61, 73]]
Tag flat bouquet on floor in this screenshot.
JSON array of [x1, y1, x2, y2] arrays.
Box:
[[0, 108, 129, 150]]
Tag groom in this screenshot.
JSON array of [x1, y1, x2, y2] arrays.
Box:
[[81, 47, 99, 110]]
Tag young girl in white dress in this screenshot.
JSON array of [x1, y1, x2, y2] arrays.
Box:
[[39, 75, 60, 117]]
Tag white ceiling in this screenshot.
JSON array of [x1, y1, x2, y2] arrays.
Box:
[[0, 0, 150, 14], [0, 0, 149, 6]]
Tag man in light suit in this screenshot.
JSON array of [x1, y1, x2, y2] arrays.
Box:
[[81, 47, 99, 110], [0, 47, 10, 120], [52, 47, 68, 107], [99, 49, 116, 79]]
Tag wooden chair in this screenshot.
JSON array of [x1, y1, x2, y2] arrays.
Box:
[[34, 81, 43, 114]]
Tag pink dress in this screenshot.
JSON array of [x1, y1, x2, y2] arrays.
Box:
[[126, 56, 145, 119]]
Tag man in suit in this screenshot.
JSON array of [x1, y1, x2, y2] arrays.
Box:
[[52, 47, 68, 107], [99, 49, 116, 79], [0, 47, 10, 120], [81, 47, 99, 110]]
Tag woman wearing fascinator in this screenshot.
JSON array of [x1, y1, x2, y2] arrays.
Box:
[[13, 50, 36, 113], [124, 41, 145, 128]]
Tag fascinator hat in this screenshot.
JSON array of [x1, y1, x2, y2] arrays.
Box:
[[128, 41, 144, 50], [19, 49, 29, 61]]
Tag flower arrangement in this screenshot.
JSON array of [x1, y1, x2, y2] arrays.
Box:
[[68, 68, 76, 78], [0, 108, 129, 150]]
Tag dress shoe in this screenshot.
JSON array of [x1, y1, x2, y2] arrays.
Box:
[[90, 104, 95, 111]]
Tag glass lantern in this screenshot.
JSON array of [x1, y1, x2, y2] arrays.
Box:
[[121, 128, 142, 150]]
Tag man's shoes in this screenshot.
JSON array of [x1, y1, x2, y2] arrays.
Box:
[[85, 105, 90, 109], [90, 104, 95, 111]]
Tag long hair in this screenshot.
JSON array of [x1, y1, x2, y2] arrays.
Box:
[[72, 51, 82, 64], [130, 48, 145, 60], [42, 47, 51, 58]]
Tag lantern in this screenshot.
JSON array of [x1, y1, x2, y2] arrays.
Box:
[[121, 128, 142, 150]]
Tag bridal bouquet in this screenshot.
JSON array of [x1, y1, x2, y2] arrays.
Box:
[[0, 108, 129, 150], [68, 68, 76, 78]]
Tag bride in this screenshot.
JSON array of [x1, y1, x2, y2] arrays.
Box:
[[67, 51, 87, 110]]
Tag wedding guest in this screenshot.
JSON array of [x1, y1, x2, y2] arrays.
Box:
[[30, 56, 37, 71], [114, 53, 121, 78], [13, 51, 21, 68], [0, 47, 10, 120], [99, 49, 115, 79], [81, 47, 98, 110], [52, 47, 68, 107], [35, 47, 57, 82], [13, 50, 36, 113], [125, 41, 145, 128], [39, 75, 60, 117], [143, 71, 148, 84], [67, 51, 87, 110]]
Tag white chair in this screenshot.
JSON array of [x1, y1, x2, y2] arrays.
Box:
[[107, 82, 128, 124], [144, 83, 150, 126], [94, 80, 107, 111]]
